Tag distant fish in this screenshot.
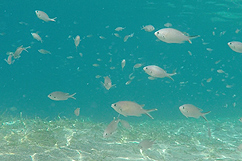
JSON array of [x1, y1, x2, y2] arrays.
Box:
[[141, 25, 155, 32], [74, 108, 80, 116], [31, 32, 43, 43], [4, 52, 15, 65], [120, 120, 131, 129], [154, 28, 199, 44], [111, 101, 157, 119], [13, 45, 30, 59], [38, 49, 51, 54], [179, 104, 211, 121], [102, 76, 116, 90], [115, 27, 125, 31], [138, 139, 155, 151], [121, 59, 126, 71], [35, 10, 57, 22], [73, 35, 81, 50], [48, 91, 76, 101], [103, 117, 120, 138]]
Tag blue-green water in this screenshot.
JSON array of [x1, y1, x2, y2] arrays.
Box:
[[1, 0, 242, 160]]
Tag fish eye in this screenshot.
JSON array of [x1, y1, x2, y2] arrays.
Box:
[[157, 32, 159, 35], [182, 106, 185, 109], [113, 104, 116, 106]]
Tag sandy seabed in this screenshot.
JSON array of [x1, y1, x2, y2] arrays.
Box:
[[0, 115, 242, 161]]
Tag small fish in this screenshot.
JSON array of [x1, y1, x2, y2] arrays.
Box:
[[228, 41, 242, 53], [120, 120, 131, 129], [38, 49, 51, 54], [179, 104, 211, 121], [48, 91, 76, 101], [4, 53, 15, 65], [154, 28, 199, 44], [102, 76, 116, 90], [124, 33, 134, 42], [92, 64, 99, 67], [206, 78, 212, 83], [217, 69, 225, 74], [143, 65, 176, 81], [121, 59, 126, 70], [103, 117, 120, 138], [141, 25, 155, 32], [239, 117, 242, 123], [164, 22, 172, 27], [115, 27, 125, 31], [73, 35, 81, 50], [35, 10, 57, 22], [125, 80, 132, 85], [13, 45, 30, 59], [111, 101, 157, 119], [74, 108, 80, 116], [138, 139, 155, 151], [31, 32, 43, 43], [113, 33, 120, 38], [133, 63, 143, 70]]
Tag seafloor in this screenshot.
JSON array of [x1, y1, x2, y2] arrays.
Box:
[[0, 114, 242, 161]]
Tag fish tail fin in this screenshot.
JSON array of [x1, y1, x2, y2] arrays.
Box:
[[50, 17, 57, 22], [24, 46, 31, 52], [188, 35, 200, 44], [70, 93, 76, 100], [201, 111, 211, 121], [145, 109, 158, 119], [167, 72, 177, 81]]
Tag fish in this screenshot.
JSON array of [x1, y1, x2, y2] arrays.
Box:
[[103, 117, 120, 138], [120, 120, 131, 129], [74, 108, 80, 116], [73, 35, 81, 50], [38, 49, 51, 54], [111, 101, 157, 119], [4, 52, 15, 65], [13, 45, 31, 59], [141, 25, 155, 32], [154, 28, 199, 44], [102, 76, 116, 90], [239, 117, 242, 122], [121, 59, 126, 70], [115, 27, 125, 31], [48, 91, 76, 101], [179, 104, 211, 121], [138, 139, 155, 151], [133, 63, 143, 71], [228, 41, 242, 53], [123, 33, 134, 42], [35, 10, 57, 22], [143, 65, 176, 81], [31, 32, 43, 43]]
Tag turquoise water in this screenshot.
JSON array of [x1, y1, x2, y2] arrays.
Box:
[[1, 0, 242, 160]]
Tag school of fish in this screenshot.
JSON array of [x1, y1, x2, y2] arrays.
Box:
[[3, 9, 242, 154]]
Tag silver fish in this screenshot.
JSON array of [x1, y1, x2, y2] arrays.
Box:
[[143, 65, 176, 81], [179, 104, 211, 121], [35, 10, 57, 22], [13, 45, 30, 59], [228, 41, 242, 53], [103, 117, 120, 138], [48, 91, 76, 101], [111, 101, 157, 119], [154, 28, 199, 44], [102, 76, 116, 90]]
